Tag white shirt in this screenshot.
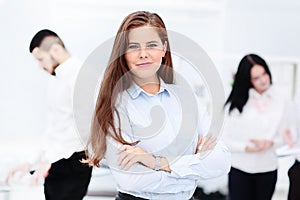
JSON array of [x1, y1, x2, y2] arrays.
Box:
[[222, 86, 289, 173], [29, 57, 86, 164], [104, 80, 231, 200]]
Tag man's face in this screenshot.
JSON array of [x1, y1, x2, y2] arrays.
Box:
[[32, 47, 58, 75]]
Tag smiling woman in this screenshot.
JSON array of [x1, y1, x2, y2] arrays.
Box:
[[125, 26, 167, 93], [84, 11, 231, 200]]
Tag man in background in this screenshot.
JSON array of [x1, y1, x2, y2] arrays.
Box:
[[6, 29, 92, 200]]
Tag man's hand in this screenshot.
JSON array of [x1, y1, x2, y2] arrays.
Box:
[[5, 162, 32, 184], [29, 161, 51, 186]]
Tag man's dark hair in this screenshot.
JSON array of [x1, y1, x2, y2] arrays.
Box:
[[29, 29, 65, 53]]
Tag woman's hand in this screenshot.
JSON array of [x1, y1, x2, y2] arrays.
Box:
[[118, 145, 155, 170], [245, 139, 273, 152], [282, 129, 295, 148], [196, 135, 217, 154]]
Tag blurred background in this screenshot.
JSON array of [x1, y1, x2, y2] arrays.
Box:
[[0, 0, 300, 199]]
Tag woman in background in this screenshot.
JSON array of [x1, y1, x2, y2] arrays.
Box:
[[223, 54, 290, 200]]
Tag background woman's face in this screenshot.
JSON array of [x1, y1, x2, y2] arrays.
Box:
[[124, 25, 166, 84], [250, 64, 271, 94]]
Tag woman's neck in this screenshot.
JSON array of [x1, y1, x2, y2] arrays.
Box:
[[141, 83, 160, 94], [134, 76, 160, 94]]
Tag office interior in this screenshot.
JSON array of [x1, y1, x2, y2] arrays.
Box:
[[1, 0, 300, 199]]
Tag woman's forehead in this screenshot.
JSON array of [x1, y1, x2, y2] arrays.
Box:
[[127, 26, 161, 43]]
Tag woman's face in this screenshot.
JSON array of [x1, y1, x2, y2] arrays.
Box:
[[124, 25, 167, 84], [250, 64, 271, 94]]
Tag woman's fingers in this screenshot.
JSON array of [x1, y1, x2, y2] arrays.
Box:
[[197, 136, 203, 146], [123, 156, 139, 170], [118, 144, 132, 153], [118, 145, 147, 170], [119, 151, 136, 169], [283, 129, 294, 147], [202, 137, 216, 152], [196, 135, 216, 153], [118, 148, 132, 165], [204, 138, 217, 151]]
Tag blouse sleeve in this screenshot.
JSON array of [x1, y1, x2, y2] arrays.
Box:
[[167, 107, 231, 180], [105, 137, 199, 193], [221, 107, 249, 153], [104, 107, 196, 193]]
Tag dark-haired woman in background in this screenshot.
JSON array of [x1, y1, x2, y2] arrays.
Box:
[[222, 54, 290, 200]]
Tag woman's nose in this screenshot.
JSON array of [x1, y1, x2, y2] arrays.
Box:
[[138, 47, 148, 59]]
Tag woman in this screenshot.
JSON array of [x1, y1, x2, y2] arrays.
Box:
[[86, 11, 230, 200], [223, 54, 289, 200]]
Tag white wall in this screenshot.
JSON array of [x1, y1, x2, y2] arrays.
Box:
[[0, 0, 300, 137], [213, 0, 300, 96], [0, 0, 226, 137], [223, 0, 300, 57]]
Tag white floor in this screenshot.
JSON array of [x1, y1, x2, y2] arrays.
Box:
[[0, 134, 295, 200]]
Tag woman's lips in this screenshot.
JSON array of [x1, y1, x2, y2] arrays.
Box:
[[136, 62, 153, 67]]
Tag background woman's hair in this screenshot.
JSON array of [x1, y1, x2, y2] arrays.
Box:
[[85, 11, 174, 166], [224, 53, 272, 114]]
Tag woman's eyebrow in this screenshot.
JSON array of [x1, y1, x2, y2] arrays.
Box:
[[128, 42, 139, 45], [128, 41, 159, 44], [147, 41, 159, 44]]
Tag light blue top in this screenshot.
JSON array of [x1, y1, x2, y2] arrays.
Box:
[[104, 79, 231, 200]]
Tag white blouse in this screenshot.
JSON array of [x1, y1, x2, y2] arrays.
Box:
[[222, 86, 289, 173], [104, 80, 231, 199]]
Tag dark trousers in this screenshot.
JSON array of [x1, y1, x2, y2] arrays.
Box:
[[44, 151, 92, 200], [116, 192, 148, 200], [228, 167, 277, 200], [288, 160, 300, 200]]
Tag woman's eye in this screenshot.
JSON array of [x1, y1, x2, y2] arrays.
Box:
[[128, 45, 139, 50], [147, 43, 158, 48]]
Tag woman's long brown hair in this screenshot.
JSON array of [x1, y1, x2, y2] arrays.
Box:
[[85, 11, 174, 166]]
